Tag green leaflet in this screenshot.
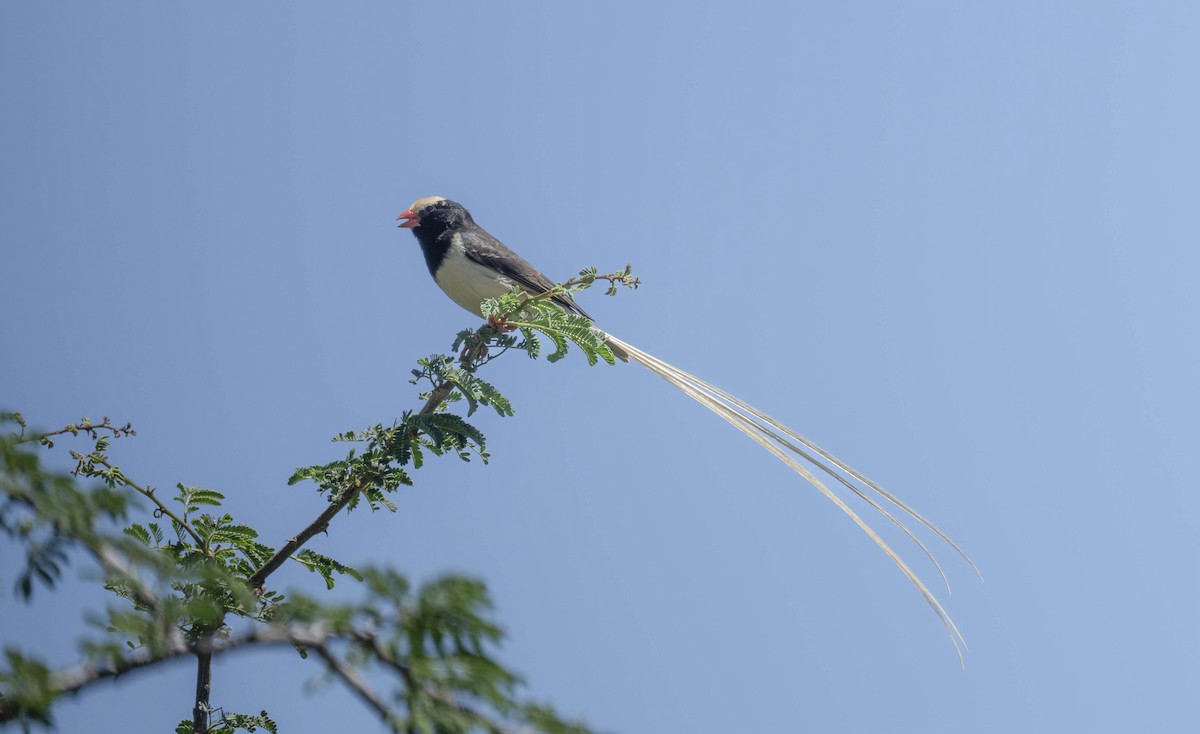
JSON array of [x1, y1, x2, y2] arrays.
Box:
[[294, 549, 363, 590]]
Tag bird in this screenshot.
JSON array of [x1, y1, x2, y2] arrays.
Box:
[[397, 195, 978, 660]]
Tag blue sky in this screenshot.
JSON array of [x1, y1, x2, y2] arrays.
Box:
[[2, 2, 1198, 732]]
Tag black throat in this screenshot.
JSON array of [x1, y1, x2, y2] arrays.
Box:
[[408, 202, 474, 277], [411, 224, 453, 278]]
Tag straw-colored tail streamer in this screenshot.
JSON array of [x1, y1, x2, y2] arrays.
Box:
[[604, 334, 978, 663]]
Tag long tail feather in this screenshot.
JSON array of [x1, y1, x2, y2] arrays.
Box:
[[605, 334, 975, 662]]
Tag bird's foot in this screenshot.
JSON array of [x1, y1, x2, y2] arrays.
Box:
[[487, 313, 518, 333]]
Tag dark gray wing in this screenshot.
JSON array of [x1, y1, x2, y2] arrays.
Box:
[[458, 227, 595, 320]]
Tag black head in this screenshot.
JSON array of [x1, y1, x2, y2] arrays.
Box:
[[396, 196, 474, 241], [397, 196, 479, 277]]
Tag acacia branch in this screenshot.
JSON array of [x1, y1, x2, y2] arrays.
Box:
[[352, 631, 512, 734], [193, 633, 215, 733], [311, 642, 402, 727], [92, 541, 164, 615], [1, 628, 271, 720], [4, 489, 165, 615], [0, 626, 312, 720], [91, 455, 205, 548], [18, 417, 135, 446], [3, 306, 614, 731], [247, 381, 455, 591], [2, 622, 507, 731], [521, 267, 641, 307]]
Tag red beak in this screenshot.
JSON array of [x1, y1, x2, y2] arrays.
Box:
[[396, 209, 420, 229]]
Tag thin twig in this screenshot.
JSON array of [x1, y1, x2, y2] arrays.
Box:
[[92, 542, 161, 612], [91, 455, 205, 547], [520, 268, 641, 307], [311, 642, 402, 727], [353, 631, 511, 734], [18, 417, 135, 445], [247, 381, 455, 591]]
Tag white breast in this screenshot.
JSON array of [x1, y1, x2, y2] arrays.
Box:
[[433, 233, 515, 316]]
